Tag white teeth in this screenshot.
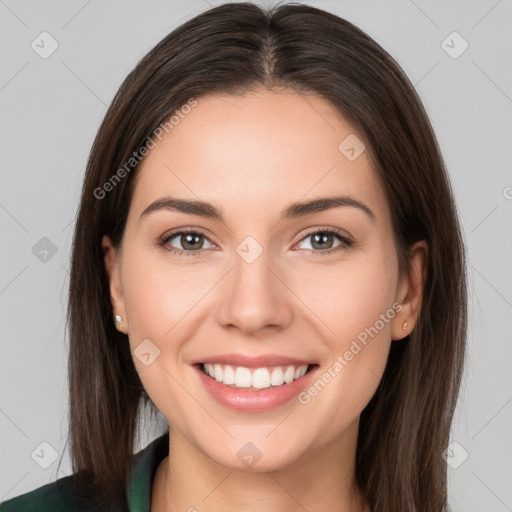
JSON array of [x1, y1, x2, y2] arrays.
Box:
[[204, 363, 215, 378], [294, 365, 308, 379], [270, 367, 285, 386], [234, 367, 252, 388], [223, 365, 235, 385], [284, 366, 295, 384], [202, 363, 309, 389], [252, 368, 271, 389]]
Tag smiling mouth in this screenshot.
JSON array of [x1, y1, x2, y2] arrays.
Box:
[[198, 363, 318, 390]]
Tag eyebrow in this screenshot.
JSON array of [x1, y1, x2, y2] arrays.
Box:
[[139, 195, 375, 223]]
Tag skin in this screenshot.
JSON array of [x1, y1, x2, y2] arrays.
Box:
[[103, 87, 427, 512]]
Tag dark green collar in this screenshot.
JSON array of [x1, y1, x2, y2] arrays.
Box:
[[126, 431, 169, 512]]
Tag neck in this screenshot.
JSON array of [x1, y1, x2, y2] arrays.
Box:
[[152, 421, 368, 512]]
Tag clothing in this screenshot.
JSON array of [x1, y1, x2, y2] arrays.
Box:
[[0, 431, 169, 512]]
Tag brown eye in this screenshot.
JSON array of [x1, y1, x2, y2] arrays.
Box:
[[173, 232, 205, 251], [159, 230, 216, 256], [295, 228, 352, 254]]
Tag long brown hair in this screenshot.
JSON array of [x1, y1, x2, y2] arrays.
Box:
[[62, 2, 467, 510]]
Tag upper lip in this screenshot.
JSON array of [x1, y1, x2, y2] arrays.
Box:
[[191, 353, 316, 368]]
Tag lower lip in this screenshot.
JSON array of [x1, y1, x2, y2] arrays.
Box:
[[194, 364, 318, 412]]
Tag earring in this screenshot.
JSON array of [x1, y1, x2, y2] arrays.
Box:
[[114, 315, 123, 331], [402, 321, 409, 331]]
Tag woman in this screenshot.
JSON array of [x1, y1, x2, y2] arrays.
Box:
[[0, 2, 467, 511]]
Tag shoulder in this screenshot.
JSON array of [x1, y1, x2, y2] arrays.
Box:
[[0, 431, 168, 512], [0, 473, 105, 512]]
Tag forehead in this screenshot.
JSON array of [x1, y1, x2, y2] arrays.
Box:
[[130, 88, 389, 226]]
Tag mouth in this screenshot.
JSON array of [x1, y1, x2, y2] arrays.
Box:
[[191, 353, 320, 411], [197, 362, 318, 390]]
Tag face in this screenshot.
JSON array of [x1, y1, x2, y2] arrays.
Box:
[[103, 87, 424, 472]]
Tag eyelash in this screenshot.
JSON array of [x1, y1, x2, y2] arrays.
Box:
[[157, 227, 353, 258]]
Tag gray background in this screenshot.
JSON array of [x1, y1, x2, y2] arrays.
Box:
[[1, 0, 511, 510]]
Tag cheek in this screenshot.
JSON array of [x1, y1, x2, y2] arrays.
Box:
[[119, 246, 220, 405], [293, 248, 398, 403], [293, 249, 398, 345], [121, 246, 214, 339], [119, 248, 204, 418]]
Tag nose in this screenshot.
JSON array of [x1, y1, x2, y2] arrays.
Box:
[[215, 246, 294, 336]]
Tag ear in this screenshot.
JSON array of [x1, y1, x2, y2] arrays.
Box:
[[102, 235, 128, 334], [391, 240, 428, 340]]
